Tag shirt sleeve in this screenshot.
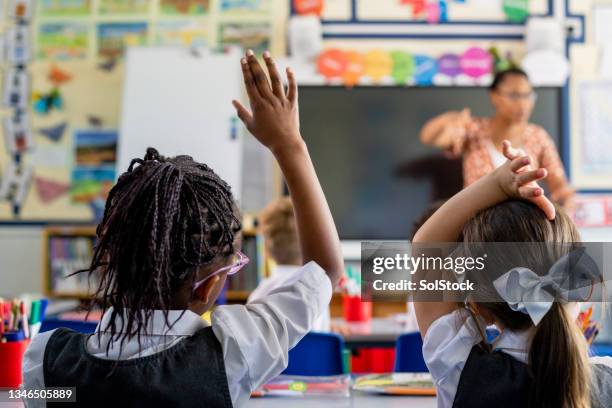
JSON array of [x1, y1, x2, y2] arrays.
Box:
[[211, 261, 332, 407], [22, 329, 56, 408], [535, 127, 574, 204], [422, 309, 483, 408], [591, 356, 612, 369]]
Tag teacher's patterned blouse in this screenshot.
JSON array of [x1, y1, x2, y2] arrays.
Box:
[[458, 117, 573, 204]]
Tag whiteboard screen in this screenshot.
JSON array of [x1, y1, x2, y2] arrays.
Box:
[[119, 47, 243, 200]]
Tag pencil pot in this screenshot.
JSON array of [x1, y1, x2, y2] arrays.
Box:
[[0, 339, 30, 388], [343, 295, 372, 322]]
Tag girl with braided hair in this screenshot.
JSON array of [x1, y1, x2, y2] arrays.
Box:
[[22, 50, 344, 408]]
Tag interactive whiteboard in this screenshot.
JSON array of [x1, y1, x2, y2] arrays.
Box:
[[119, 46, 243, 199]]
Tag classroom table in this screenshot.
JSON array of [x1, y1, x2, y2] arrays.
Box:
[[332, 317, 407, 348], [247, 392, 436, 407]]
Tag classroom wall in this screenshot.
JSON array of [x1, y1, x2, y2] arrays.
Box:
[[0, 0, 289, 296], [2, 0, 612, 297]]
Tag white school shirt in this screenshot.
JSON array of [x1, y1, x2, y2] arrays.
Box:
[[248, 264, 331, 332], [22, 261, 332, 408], [423, 308, 612, 408]]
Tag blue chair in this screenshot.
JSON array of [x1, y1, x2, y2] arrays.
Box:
[[40, 317, 98, 334], [394, 332, 428, 372], [283, 332, 345, 376], [591, 343, 612, 357]]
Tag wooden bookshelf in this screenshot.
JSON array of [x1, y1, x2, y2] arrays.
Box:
[[42, 217, 267, 302], [43, 226, 98, 299]]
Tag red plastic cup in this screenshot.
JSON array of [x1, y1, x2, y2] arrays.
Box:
[[343, 295, 372, 322], [0, 339, 30, 388]]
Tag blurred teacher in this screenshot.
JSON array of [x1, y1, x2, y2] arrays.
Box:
[[420, 68, 574, 206]]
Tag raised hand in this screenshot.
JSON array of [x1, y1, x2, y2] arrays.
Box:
[[232, 50, 301, 155], [496, 140, 556, 220]]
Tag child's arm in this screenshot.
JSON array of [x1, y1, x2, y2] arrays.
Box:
[[412, 141, 555, 336], [233, 50, 343, 287]]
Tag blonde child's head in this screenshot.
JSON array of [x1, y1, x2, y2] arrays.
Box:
[[259, 196, 301, 266]]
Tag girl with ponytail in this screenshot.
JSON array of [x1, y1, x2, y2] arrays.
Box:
[[412, 142, 612, 407]]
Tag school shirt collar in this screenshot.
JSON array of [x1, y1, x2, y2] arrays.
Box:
[[96, 307, 208, 337], [491, 327, 533, 363]]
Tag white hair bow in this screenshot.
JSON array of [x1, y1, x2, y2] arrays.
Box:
[[493, 249, 599, 326]]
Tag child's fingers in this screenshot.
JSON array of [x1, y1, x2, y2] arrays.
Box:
[[518, 185, 543, 198], [516, 168, 547, 186], [510, 155, 531, 172], [263, 51, 285, 100], [502, 140, 527, 161], [241, 57, 260, 103], [531, 196, 557, 220], [232, 100, 253, 125], [286, 67, 298, 104], [246, 50, 275, 102]]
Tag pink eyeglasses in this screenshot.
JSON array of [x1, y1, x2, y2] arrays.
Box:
[[193, 251, 250, 293]]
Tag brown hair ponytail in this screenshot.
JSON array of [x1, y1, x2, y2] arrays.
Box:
[[461, 200, 592, 408], [529, 302, 591, 408]]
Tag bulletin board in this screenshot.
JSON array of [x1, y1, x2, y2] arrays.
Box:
[[318, 0, 549, 22], [0, 0, 287, 223]]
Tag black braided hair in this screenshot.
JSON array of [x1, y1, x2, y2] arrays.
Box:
[[78, 147, 241, 354]]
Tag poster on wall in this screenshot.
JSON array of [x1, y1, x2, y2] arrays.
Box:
[[155, 21, 208, 46], [575, 81, 612, 189], [97, 23, 148, 59], [218, 23, 270, 55], [71, 130, 117, 203], [99, 0, 151, 14], [220, 0, 270, 13], [38, 23, 89, 60], [160, 0, 210, 15], [40, 0, 91, 16]]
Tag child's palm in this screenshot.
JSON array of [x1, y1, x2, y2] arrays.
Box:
[[233, 51, 302, 153]]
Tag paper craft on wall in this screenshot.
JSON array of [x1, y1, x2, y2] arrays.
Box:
[[97, 23, 148, 59], [293, 0, 324, 16], [9, 0, 35, 20], [33, 88, 63, 114], [502, 0, 529, 23], [97, 59, 117, 72], [218, 23, 270, 54], [314, 47, 494, 86], [391, 51, 415, 85], [48, 65, 73, 85], [87, 115, 104, 127], [38, 122, 67, 142], [99, 0, 151, 14], [160, 0, 210, 15], [3, 68, 29, 109], [364, 50, 393, 82], [413, 55, 438, 85], [288, 16, 322, 60], [34, 176, 70, 204], [220, 0, 270, 13], [71, 130, 117, 203], [0, 163, 33, 215], [37, 23, 89, 60], [6, 25, 32, 65], [155, 21, 208, 47], [39, 0, 91, 16], [3, 111, 34, 154]]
